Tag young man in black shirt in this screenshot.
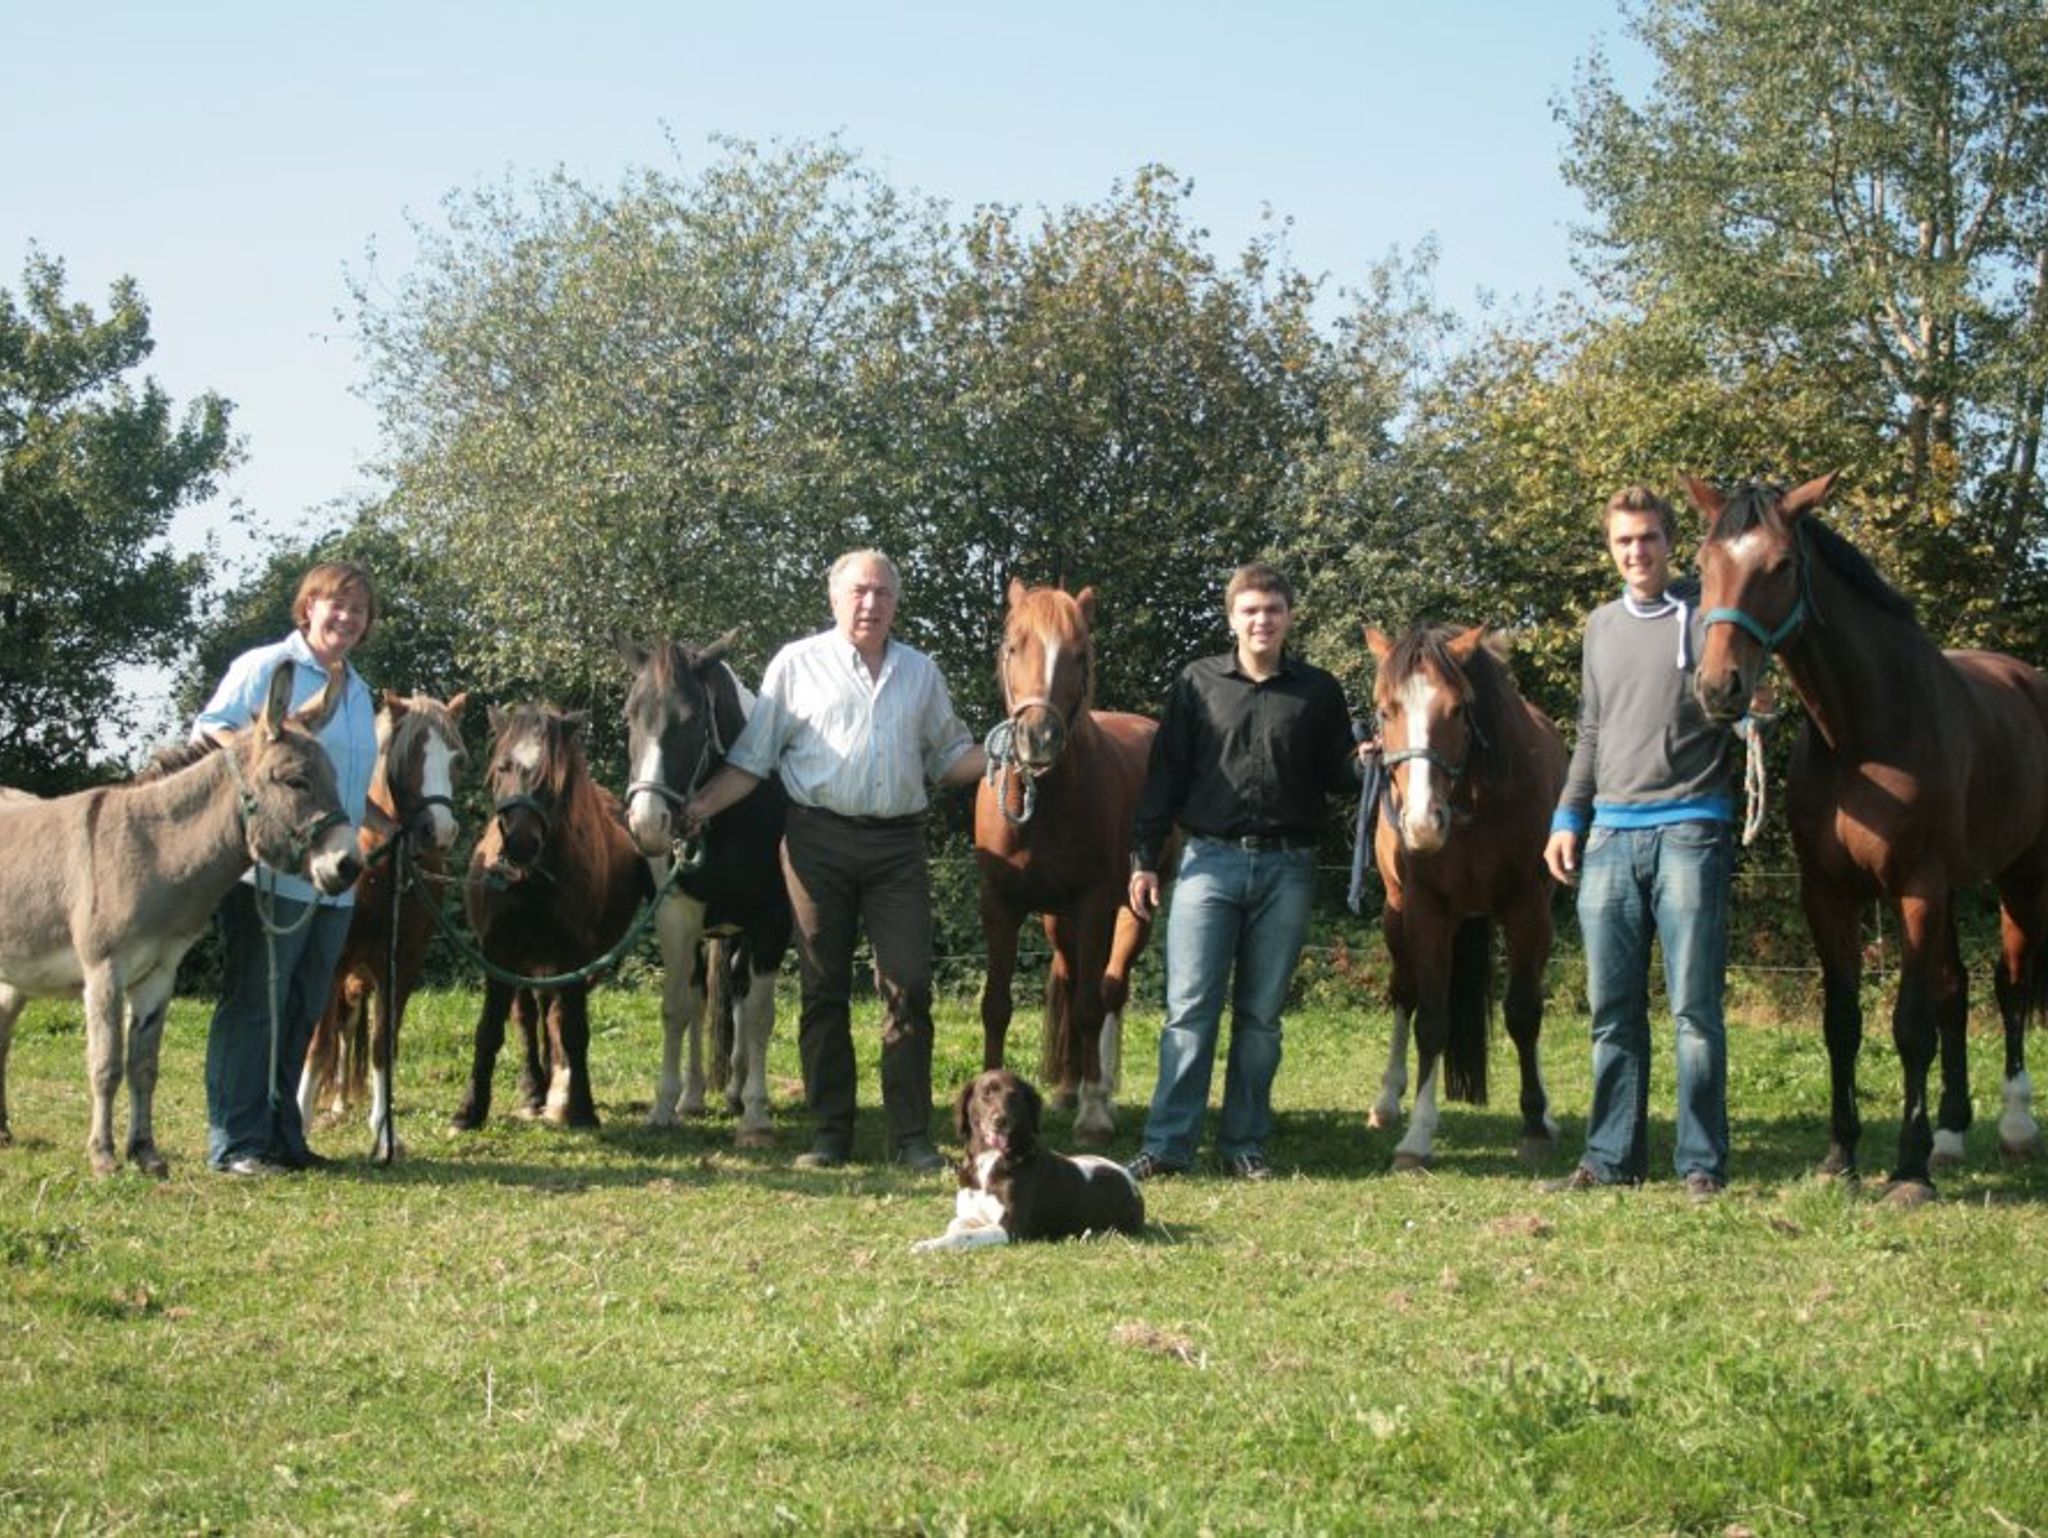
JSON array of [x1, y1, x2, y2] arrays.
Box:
[[1125, 563, 1362, 1180]]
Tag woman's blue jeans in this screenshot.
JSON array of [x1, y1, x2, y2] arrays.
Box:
[[1575, 820, 1733, 1182], [1140, 838, 1316, 1166]]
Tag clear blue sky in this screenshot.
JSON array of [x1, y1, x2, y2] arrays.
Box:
[[4, 0, 1646, 570]]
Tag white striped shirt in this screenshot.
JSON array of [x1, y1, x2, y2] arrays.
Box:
[[726, 630, 975, 818]]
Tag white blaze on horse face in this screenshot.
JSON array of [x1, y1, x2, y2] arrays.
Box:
[[419, 731, 460, 849], [1398, 672, 1449, 851], [626, 738, 671, 851]]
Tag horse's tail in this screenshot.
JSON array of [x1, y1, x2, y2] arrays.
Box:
[[1441, 916, 1493, 1105], [705, 936, 737, 1098], [1039, 968, 1072, 1087]]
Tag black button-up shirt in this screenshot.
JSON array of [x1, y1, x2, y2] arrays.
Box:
[[1130, 650, 1360, 873]]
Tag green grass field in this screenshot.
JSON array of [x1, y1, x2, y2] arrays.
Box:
[[3, 974, 2047, 1536]]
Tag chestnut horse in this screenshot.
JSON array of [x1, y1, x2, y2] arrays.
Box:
[[451, 705, 650, 1130], [299, 690, 469, 1158], [1365, 622, 1566, 1170], [621, 636, 792, 1146], [976, 579, 1165, 1144], [1690, 473, 2048, 1200], [0, 664, 359, 1174]]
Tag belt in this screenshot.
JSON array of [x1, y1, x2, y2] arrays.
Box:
[[1195, 832, 1316, 853], [796, 804, 926, 831]]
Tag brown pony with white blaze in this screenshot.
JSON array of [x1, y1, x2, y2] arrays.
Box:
[[1689, 473, 2048, 1201], [1365, 622, 1567, 1171], [299, 690, 469, 1159], [450, 704, 650, 1131], [0, 664, 360, 1175], [976, 579, 1168, 1144]]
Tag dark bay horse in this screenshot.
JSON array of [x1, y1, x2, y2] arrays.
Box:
[[451, 704, 650, 1130], [621, 637, 792, 1146], [0, 664, 359, 1174], [1690, 473, 2048, 1200], [1365, 622, 1567, 1170], [976, 579, 1165, 1144], [299, 690, 469, 1158]]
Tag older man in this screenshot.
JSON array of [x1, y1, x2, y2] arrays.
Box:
[[686, 551, 984, 1171]]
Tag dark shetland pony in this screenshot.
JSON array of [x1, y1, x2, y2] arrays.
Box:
[[620, 636, 792, 1146], [450, 704, 651, 1130], [1689, 473, 2048, 1201], [976, 578, 1168, 1145], [298, 690, 468, 1159], [1364, 622, 1568, 1170]]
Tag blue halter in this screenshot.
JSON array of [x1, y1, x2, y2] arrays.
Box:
[[1702, 597, 1807, 652]]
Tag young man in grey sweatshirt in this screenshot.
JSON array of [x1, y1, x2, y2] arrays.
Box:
[[1543, 486, 1739, 1199]]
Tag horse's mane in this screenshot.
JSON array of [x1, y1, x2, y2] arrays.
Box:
[[1381, 621, 1524, 798], [131, 737, 221, 785], [1712, 483, 1916, 622]]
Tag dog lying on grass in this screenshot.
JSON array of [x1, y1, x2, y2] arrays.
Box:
[[911, 1068, 1145, 1252]]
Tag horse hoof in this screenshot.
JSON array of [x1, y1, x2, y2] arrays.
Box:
[[1049, 1087, 1080, 1113], [1515, 1136, 1555, 1169], [724, 1094, 745, 1117], [1928, 1148, 1965, 1173], [1999, 1135, 2040, 1162], [1882, 1179, 1937, 1208], [1390, 1151, 1432, 1175], [735, 1127, 777, 1150], [0, 1126, 13, 1149], [512, 1103, 546, 1122], [679, 1102, 710, 1120], [1365, 1107, 1401, 1133], [130, 1147, 169, 1180], [448, 1113, 484, 1134], [89, 1149, 118, 1177]]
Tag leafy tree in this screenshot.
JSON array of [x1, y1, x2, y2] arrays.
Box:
[[1562, 0, 2048, 616], [911, 168, 1331, 717], [0, 251, 232, 791], [353, 137, 940, 727]]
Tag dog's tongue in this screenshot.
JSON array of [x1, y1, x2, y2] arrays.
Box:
[[985, 1131, 1008, 1152]]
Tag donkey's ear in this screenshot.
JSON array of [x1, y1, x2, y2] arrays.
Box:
[[1364, 624, 1393, 663], [288, 664, 344, 734], [259, 662, 297, 741], [1779, 471, 1839, 523], [698, 629, 740, 671], [1447, 624, 1489, 665], [1681, 475, 1725, 526]]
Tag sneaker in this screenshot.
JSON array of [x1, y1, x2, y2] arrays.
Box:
[[1540, 1164, 1607, 1193], [222, 1155, 287, 1178], [891, 1138, 947, 1174], [793, 1139, 851, 1170], [1125, 1151, 1187, 1182], [1684, 1171, 1725, 1203], [1223, 1151, 1272, 1181]]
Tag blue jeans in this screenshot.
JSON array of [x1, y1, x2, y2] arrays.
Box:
[[205, 883, 351, 1168], [1141, 839, 1316, 1166], [1576, 820, 1733, 1183]]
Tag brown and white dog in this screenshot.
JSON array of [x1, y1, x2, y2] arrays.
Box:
[[911, 1069, 1145, 1253]]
